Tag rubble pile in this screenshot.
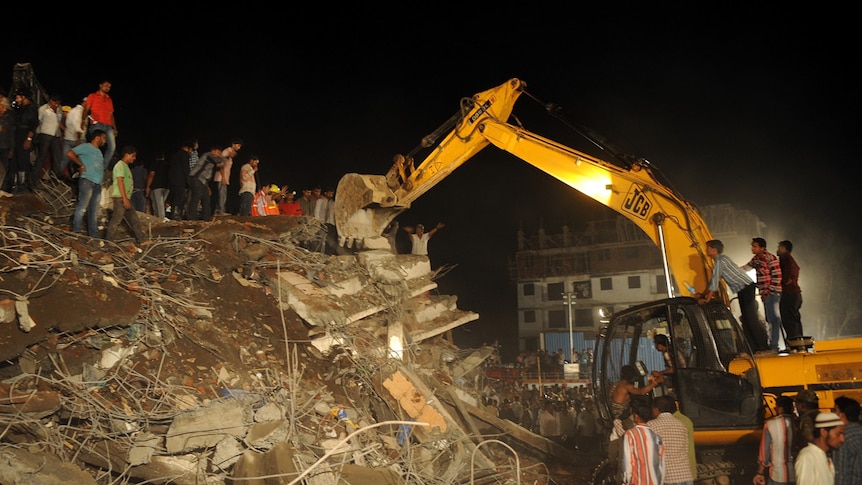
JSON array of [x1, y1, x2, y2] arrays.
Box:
[[0, 179, 582, 484]]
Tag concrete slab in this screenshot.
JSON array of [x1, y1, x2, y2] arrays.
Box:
[[165, 399, 251, 453]]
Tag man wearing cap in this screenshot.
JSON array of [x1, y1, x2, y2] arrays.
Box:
[[277, 190, 302, 216], [794, 411, 845, 485], [794, 390, 820, 455]]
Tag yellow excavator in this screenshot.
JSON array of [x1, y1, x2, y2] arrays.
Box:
[[336, 78, 718, 299], [335, 78, 862, 484]]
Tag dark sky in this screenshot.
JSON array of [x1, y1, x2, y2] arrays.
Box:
[[6, 12, 859, 353]]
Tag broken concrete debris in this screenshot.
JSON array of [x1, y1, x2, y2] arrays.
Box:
[[0, 182, 582, 484]]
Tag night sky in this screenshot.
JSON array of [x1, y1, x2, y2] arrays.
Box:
[[6, 12, 859, 357]]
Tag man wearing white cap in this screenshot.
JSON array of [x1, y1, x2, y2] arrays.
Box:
[[795, 411, 845, 485]]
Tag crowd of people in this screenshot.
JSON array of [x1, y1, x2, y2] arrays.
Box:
[[753, 391, 860, 485], [480, 379, 603, 452], [0, 81, 343, 246], [485, 333, 858, 484], [608, 382, 859, 485]]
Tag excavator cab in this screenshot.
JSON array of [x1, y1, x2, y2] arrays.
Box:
[[591, 297, 764, 485], [593, 297, 763, 433]]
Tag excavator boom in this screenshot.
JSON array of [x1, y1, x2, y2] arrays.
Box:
[[335, 78, 718, 296], [335, 80, 521, 249]]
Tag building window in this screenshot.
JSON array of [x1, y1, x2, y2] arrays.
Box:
[[600, 277, 613, 290], [574, 308, 594, 328], [548, 282, 564, 301], [655, 275, 667, 294], [548, 310, 566, 328], [573, 280, 592, 299], [628, 275, 641, 289], [524, 310, 536, 323], [523, 283, 535, 296]]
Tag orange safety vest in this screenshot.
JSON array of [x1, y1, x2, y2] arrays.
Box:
[[253, 191, 281, 216], [252, 191, 267, 216], [265, 201, 279, 215]]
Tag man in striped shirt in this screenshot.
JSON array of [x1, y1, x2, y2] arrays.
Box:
[[743, 237, 784, 351], [754, 395, 795, 485], [649, 395, 695, 485], [697, 239, 770, 352], [621, 400, 664, 485]]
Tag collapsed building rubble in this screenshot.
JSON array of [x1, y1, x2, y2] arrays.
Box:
[[0, 178, 584, 484]]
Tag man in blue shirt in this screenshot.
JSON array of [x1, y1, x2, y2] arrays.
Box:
[[697, 239, 770, 352], [66, 129, 107, 238], [833, 396, 861, 485]]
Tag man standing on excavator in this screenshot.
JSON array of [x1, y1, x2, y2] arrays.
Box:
[[697, 239, 770, 353]]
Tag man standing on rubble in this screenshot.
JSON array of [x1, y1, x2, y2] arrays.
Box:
[[404, 222, 445, 256], [105, 146, 149, 245], [82, 79, 118, 167], [67, 129, 108, 238]]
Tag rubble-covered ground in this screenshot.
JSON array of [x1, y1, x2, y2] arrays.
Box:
[[0, 178, 596, 484]]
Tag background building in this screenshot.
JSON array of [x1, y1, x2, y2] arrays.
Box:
[[509, 204, 764, 358]]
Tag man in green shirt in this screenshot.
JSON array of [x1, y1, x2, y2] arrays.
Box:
[[105, 145, 149, 245]]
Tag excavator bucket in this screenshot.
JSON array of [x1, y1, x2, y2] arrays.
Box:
[[334, 173, 407, 248]]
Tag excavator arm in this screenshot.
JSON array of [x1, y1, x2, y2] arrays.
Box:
[[335, 78, 724, 299], [335, 80, 521, 248]]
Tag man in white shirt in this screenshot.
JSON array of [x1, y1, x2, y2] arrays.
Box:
[[313, 188, 335, 224], [795, 411, 845, 485], [405, 222, 445, 256], [61, 98, 86, 181], [33, 93, 64, 182]]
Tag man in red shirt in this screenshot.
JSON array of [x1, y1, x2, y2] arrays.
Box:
[[81, 80, 117, 166], [278, 191, 302, 216]]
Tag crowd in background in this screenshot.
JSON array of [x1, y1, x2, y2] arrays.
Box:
[[0, 81, 339, 242]]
